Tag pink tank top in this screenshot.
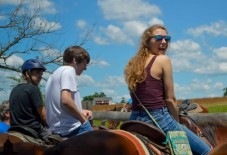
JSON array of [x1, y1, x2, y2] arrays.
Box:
[[131, 56, 167, 110]]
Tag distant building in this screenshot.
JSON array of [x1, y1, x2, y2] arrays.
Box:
[[93, 97, 112, 105]]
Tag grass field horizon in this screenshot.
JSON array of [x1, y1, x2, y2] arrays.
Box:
[[92, 96, 227, 113], [177, 96, 227, 112]]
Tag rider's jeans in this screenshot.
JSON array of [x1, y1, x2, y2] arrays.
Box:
[[61, 121, 93, 138], [130, 107, 211, 155]]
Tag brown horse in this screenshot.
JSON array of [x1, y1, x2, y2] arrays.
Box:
[[177, 100, 227, 154], [1, 116, 225, 155], [43, 130, 152, 155], [192, 117, 227, 155], [0, 99, 224, 155], [196, 118, 227, 150]]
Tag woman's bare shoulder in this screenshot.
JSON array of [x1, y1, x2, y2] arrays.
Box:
[[156, 55, 171, 63]]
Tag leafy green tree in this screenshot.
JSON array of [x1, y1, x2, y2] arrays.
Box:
[[223, 87, 227, 97], [82, 92, 106, 101], [120, 97, 126, 103]]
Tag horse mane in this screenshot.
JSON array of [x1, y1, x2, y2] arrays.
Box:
[[197, 117, 226, 147], [208, 121, 227, 155]]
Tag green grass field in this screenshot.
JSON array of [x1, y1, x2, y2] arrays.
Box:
[[179, 97, 227, 112], [207, 104, 227, 112]]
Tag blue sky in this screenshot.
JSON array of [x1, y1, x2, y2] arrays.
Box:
[[1, 0, 227, 103]]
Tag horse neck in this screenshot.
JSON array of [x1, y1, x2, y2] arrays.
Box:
[[209, 127, 227, 155], [215, 127, 227, 145]]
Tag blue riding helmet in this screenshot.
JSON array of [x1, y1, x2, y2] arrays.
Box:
[[21, 59, 46, 74]]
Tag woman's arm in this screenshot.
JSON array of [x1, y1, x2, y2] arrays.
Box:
[[161, 56, 179, 122]]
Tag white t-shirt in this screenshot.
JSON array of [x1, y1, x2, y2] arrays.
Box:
[[45, 66, 82, 136]]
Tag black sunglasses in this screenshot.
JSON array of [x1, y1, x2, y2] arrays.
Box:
[[151, 35, 171, 42]]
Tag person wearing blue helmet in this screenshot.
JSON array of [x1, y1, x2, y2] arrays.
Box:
[[9, 59, 51, 143]]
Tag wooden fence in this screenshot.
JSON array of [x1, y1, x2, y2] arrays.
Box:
[[92, 111, 227, 127]]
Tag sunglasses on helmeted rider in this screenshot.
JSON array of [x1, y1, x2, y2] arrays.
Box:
[[151, 35, 171, 42]]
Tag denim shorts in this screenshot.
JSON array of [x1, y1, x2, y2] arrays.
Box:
[[130, 107, 211, 155], [61, 121, 93, 138]]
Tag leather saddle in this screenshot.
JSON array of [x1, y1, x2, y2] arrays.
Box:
[[178, 99, 198, 115], [8, 126, 40, 139], [8, 126, 63, 145], [120, 120, 170, 154], [178, 100, 213, 148], [120, 120, 166, 147]]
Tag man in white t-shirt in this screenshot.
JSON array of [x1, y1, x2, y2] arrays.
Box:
[[45, 46, 93, 137]]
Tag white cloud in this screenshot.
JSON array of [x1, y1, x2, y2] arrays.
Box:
[[77, 74, 95, 87], [187, 20, 227, 37], [169, 39, 206, 72], [3, 55, 24, 67], [0, 0, 20, 5], [90, 60, 110, 67], [104, 25, 133, 45], [93, 36, 108, 45], [94, 17, 164, 45], [148, 17, 164, 26], [123, 21, 148, 37], [33, 17, 62, 32], [26, 0, 57, 14], [191, 79, 211, 91], [101, 88, 116, 96], [41, 48, 61, 58], [96, 76, 126, 88], [214, 82, 224, 89], [193, 56, 227, 74], [213, 47, 227, 60], [98, 0, 161, 21], [170, 39, 201, 54], [94, 24, 134, 45], [175, 79, 224, 99], [93, 0, 164, 45], [0, 15, 6, 20], [76, 20, 87, 29], [0, 70, 22, 102], [219, 62, 227, 72], [1, 0, 57, 14]]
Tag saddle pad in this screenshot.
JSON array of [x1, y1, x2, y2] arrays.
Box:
[[111, 130, 150, 155], [120, 120, 166, 146], [8, 132, 46, 146]]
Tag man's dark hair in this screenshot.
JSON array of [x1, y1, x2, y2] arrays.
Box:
[[63, 46, 90, 64]]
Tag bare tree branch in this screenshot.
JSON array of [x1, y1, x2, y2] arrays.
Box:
[[0, 1, 62, 73]]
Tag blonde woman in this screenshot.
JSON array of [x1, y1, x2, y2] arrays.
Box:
[[124, 24, 211, 155]]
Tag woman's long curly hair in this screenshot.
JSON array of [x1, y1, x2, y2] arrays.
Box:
[[124, 24, 168, 91]]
